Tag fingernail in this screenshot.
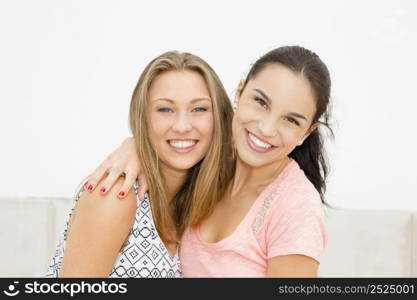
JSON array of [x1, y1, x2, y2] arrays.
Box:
[[84, 181, 89, 187], [119, 191, 125, 197], [100, 187, 106, 193], [88, 184, 93, 191]]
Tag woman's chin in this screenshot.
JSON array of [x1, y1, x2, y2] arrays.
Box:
[[236, 149, 272, 168], [163, 156, 203, 172]]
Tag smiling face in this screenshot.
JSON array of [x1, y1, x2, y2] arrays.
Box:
[[148, 69, 214, 173], [233, 63, 317, 168]]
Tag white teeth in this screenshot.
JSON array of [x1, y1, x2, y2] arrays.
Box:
[[169, 140, 196, 148], [249, 133, 272, 149]]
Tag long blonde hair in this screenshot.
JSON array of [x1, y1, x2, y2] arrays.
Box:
[[129, 51, 235, 245]]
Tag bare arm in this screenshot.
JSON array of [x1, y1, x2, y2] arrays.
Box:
[[267, 255, 319, 277], [59, 177, 137, 277], [85, 137, 147, 200]]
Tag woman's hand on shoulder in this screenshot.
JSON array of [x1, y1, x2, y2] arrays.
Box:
[[85, 137, 148, 200], [59, 177, 137, 277]]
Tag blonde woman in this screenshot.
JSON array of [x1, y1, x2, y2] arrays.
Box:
[[86, 46, 332, 277], [46, 51, 234, 277]]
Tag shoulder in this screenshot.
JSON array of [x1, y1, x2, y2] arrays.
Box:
[[59, 178, 138, 277], [264, 160, 324, 225], [261, 162, 328, 261], [73, 177, 138, 227], [278, 160, 321, 208]]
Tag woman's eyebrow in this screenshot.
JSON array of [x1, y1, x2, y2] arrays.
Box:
[[190, 97, 211, 103], [288, 112, 307, 121], [154, 97, 211, 103]]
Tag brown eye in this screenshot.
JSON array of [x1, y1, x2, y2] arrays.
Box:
[[254, 97, 268, 109], [286, 117, 300, 126]]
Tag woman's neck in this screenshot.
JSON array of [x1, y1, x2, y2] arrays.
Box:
[[230, 155, 290, 198], [160, 165, 188, 202]]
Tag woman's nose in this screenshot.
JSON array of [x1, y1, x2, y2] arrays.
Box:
[[172, 113, 192, 133], [258, 118, 278, 137]]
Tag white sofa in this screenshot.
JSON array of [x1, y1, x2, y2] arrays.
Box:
[[0, 197, 416, 277]]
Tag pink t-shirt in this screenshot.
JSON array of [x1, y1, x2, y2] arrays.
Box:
[[179, 159, 328, 277]]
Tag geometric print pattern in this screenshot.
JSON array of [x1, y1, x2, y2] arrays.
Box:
[[46, 181, 182, 278]]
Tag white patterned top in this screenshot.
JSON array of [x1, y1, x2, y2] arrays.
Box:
[[46, 182, 182, 278]]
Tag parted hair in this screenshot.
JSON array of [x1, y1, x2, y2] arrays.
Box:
[[129, 51, 235, 245]]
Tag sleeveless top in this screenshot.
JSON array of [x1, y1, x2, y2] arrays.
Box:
[[46, 182, 182, 278]]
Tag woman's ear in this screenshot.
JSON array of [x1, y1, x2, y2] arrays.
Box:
[[233, 80, 245, 110], [297, 123, 318, 146], [237, 79, 244, 91]]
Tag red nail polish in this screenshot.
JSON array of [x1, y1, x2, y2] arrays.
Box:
[[84, 181, 89, 187], [119, 191, 125, 197], [88, 184, 93, 191], [100, 187, 106, 193]]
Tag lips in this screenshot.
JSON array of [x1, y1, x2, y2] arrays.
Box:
[[167, 139, 199, 153], [245, 129, 276, 153]]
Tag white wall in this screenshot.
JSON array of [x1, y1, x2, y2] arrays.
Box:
[[0, 0, 416, 211]]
